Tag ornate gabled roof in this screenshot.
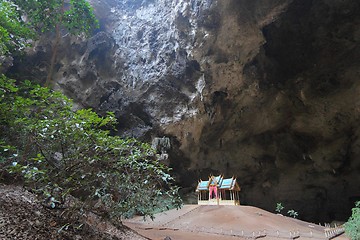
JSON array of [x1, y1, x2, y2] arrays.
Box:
[[219, 178, 234, 189], [196, 175, 240, 191], [210, 175, 223, 186], [197, 180, 210, 191]]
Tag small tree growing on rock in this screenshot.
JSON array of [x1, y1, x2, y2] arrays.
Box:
[[12, 0, 99, 86]]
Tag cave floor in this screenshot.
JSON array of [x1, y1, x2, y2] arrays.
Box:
[[124, 205, 349, 240]]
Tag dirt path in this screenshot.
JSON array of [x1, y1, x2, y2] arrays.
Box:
[[124, 205, 350, 240]]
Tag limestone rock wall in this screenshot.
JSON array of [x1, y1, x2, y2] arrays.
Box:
[[8, 0, 360, 222]]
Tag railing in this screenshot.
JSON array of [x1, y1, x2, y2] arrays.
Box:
[[324, 223, 345, 239], [163, 224, 325, 239], [158, 206, 345, 239], [163, 223, 346, 239], [197, 199, 240, 205]]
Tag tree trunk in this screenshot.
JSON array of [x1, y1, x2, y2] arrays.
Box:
[[45, 24, 60, 88], [45, 0, 65, 88]]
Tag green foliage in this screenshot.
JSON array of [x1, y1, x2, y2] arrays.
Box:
[[345, 201, 360, 240], [0, 0, 34, 55], [274, 202, 298, 218], [13, 0, 99, 36], [63, 0, 99, 36], [287, 209, 298, 218], [12, 0, 60, 32], [275, 202, 284, 214], [0, 76, 182, 221], [1, 0, 99, 85]]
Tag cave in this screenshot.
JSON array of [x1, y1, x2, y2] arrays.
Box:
[[5, 0, 360, 224]]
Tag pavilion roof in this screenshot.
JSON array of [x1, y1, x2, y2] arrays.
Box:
[[196, 175, 240, 191], [197, 180, 210, 191]]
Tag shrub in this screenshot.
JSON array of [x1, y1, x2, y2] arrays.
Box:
[[275, 202, 284, 214], [1, 76, 181, 222], [345, 201, 360, 240], [287, 209, 298, 218]]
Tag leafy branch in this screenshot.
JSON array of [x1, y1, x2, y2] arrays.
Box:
[[1, 76, 182, 222]]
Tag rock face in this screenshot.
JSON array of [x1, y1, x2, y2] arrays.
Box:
[[8, 0, 360, 222]]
